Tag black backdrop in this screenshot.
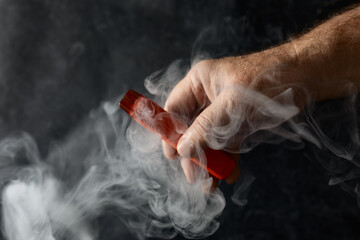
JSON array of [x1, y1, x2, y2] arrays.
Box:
[[1, 0, 360, 239]]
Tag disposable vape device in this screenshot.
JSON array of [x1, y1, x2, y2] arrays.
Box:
[[120, 90, 235, 180]]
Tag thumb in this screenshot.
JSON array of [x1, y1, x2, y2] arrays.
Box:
[[177, 91, 233, 158]]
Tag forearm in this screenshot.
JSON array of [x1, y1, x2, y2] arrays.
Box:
[[287, 5, 360, 101]]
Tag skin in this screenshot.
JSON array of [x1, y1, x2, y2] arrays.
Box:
[[162, 5, 360, 191]]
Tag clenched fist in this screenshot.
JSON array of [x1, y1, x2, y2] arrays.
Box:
[[163, 6, 360, 191]]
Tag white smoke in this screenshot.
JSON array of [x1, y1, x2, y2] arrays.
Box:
[[0, 1, 360, 239], [1, 61, 360, 240], [2, 49, 360, 239], [0, 96, 227, 239]]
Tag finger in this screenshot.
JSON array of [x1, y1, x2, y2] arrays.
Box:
[[162, 140, 178, 160], [164, 72, 208, 118], [202, 176, 219, 193], [177, 90, 235, 159], [180, 157, 198, 184], [162, 74, 208, 160]]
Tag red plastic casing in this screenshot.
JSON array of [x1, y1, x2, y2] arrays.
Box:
[[120, 90, 235, 180]]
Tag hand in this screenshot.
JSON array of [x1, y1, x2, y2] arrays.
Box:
[[162, 44, 308, 191], [160, 5, 360, 192]]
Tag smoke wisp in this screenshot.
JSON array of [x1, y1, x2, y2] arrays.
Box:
[[1, 1, 360, 239]]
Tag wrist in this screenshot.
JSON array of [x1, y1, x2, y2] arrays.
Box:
[[255, 43, 314, 109]]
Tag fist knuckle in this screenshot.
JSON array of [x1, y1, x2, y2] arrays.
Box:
[[192, 59, 214, 76], [193, 115, 213, 135], [195, 59, 212, 69]]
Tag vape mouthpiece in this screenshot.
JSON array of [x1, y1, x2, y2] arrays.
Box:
[[120, 90, 235, 180]]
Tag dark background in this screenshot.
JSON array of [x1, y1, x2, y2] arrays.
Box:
[[1, 0, 360, 239]]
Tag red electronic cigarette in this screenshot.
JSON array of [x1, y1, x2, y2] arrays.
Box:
[[120, 90, 235, 180]]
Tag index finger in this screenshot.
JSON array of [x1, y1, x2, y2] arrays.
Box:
[[162, 74, 209, 160]]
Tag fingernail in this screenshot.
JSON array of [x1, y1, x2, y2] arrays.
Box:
[[177, 135, 195, 158]]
